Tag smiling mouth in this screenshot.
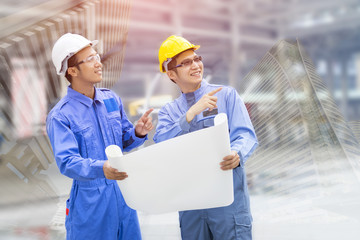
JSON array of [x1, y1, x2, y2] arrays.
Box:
[[190, 71, 201, 77]]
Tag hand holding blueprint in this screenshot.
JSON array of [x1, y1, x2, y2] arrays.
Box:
[[105, 113, 234, 214]]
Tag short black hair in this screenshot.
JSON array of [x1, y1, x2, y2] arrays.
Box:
[[65, 54, 79, 83], [166, 55, 179, 83]]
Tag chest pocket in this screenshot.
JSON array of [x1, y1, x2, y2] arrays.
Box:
[[196, 116, 215, 128], [107, 111, 123, 148], [72, 122, 97, 158]]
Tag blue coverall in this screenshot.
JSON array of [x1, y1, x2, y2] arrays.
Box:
[[153, 80, 258, 240], [46, 86, 145, 240]]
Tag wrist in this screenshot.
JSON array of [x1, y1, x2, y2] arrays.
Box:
[[186, 110, 195, 123], [135, 130, 147, 138]]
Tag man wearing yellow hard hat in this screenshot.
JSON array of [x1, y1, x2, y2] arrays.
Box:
[[154, 35, 258, 240]]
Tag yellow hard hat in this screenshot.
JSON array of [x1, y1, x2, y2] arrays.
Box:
[[158, 35, 200, 72]]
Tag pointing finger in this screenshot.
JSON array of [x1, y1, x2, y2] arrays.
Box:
[[142, 108, 154, 118], [208, 87, 222, 96]]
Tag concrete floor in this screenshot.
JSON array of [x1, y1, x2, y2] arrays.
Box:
[[1, 195, 360, 240], [1, 162, 360, 240]]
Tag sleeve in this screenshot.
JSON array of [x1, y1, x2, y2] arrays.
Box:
[[227, 88, 258, 167], [153, 104, 197, 143], [118, 96, 147, 151], [46, 114, 106, 180]]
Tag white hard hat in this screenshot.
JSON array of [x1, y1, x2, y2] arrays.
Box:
[[51, 33, 98, 75]]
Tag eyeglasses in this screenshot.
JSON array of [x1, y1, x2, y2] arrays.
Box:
[[74, 54, 101, 66], [171, 55, 202, 70]]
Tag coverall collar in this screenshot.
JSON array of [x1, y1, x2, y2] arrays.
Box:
[[67, 85, 103, 107], [181, 80, 208, 100], [93, 88, 104, 104]]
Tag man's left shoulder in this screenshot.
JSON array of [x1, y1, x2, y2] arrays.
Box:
[[207, 83, 234, 95], [97, 88, 118, 99], [98, 87, 113, 94]]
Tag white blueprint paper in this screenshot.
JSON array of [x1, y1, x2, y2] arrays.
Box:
[[105, 113, 234, 214]]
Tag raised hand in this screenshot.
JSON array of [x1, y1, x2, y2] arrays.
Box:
[[135, 108, 154, 137], [186, 87, 222, 122]]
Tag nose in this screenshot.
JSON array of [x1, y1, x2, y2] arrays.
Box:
[[94, 60, 102, 68]]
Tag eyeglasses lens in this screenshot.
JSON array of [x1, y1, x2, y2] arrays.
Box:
[[181, 56, 202, 67]]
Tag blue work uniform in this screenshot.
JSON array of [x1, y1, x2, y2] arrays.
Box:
[[153, 80, 258, 240], [46, 86, 146, 240]]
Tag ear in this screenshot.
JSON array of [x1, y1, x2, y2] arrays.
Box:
[[67, 67, 78, 77], [166, 70, 177, 83]]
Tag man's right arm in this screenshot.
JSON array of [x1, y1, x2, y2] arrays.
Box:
[[46, 115, 106, 180], [153, 102, 199, 143], [154, 88, 223, 143]]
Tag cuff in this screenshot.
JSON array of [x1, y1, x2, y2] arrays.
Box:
[[239, 151, 244, 168], [132, 128, 148, 143], [179, 113, 196, 132], [93, 160, 106, 178], [232, 149, 244, 168]]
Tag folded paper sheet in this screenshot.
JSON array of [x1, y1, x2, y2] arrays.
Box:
[[105, 113, 234, 214]]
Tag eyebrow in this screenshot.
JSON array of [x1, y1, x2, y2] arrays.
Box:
[[87, 53, 96, 58], [180, 55, 197, 62]]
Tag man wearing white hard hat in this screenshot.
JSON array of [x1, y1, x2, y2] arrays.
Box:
[[153, 35, 258, 240], [46, 33, 153, 239]]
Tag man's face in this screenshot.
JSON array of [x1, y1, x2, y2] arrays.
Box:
[[71, 46, 102, 85], [169, 49, 203, 93]]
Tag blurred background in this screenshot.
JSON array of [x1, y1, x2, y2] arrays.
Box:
[[1, 0, 360, 239]]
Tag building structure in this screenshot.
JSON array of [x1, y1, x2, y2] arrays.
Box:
[[1, 0, 360, 239]]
